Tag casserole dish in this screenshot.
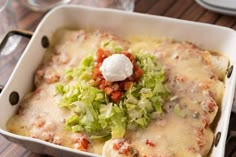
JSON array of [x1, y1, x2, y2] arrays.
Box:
[[0, 5, 236, 157]]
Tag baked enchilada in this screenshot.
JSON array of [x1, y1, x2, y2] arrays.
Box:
[[7, 29, 229, 157]]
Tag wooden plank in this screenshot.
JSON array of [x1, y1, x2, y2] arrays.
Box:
[[135, 0, 141, 5], [164, 0, 195, 18], [23, 151, 45, 157], [0, 143, 11, 154], [12, 1, 31, 21], [231, 22, 236, 30], [134, 0, 158, 13], [214, 15, 236, 27], [27, 15, 45, 31], [147, 0, 176, 15], [197, 10, 221, 24], [0, 136, 11, 154], [0, 144, 27, 157], [180, 3, 206, 21], [0, 38, 29, 85], [18, 12, 44, 30], [0, 53, 22, 85]]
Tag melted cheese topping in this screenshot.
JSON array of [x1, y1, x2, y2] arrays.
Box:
[[7, 29, 229, 157]]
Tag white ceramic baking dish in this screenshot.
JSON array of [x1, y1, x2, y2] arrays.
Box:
[[0, 5, 236, 157]]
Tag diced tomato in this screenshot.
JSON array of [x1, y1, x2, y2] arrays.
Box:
[[113, 143, 121, 150], [111, 91, 122, 102], [120, 51, 135, 63], [96, 48, 111, 63], [113, 140, 124, 150], [119, 82, 125, 89], [73, 134, 89, 151], [92, 48, 143, 103], [96, 48, 105, 63], [196, 128, 204, 137], [92, 67, 100, 79], [80, 138, 89, 150], [104, 87, 113, 95], [202, 117, 209, 129], [99, 80, 106, 90], [104, 50, 111, 58], [120, 147, 130, 155], [112, 140, 132, 155], [134, 68, 143, 80], [145, 139, 156, 147], [124, 81, 133, 91], [36, 119, 45, 128], [201, 98, 216, 113], [208, 99, 216, 112], [74, 139, 89, 151]]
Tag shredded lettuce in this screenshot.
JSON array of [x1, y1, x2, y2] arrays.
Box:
[[100, 40, 123, 53], [56, 49, 169, 139], [124, 51, 169, 128]]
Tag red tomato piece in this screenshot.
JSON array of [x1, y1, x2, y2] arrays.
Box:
[[111, 91, 122, 102], [104, 87, 113, 95]]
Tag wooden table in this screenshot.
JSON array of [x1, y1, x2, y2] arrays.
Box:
[[1, 0, 236, 156]]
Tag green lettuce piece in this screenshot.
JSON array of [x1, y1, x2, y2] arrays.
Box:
[[66, 114, 80, 128], [174, 104, 186, 118], [100, 40, 123, 53], [110, 105, 127, 138], [55, 83, 65, 94]]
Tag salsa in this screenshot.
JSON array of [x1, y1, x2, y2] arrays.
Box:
[[92, 48, 143, 102]]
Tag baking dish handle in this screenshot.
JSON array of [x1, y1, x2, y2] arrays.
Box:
[[0, 29, 33, 55], [0, 29, 33, 93], [226, 130, 236, 157]]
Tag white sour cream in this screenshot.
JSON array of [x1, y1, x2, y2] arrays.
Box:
[[99, 54, 133, 82]]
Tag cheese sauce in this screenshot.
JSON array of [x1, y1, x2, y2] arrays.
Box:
[[7, 29, 229, 157]]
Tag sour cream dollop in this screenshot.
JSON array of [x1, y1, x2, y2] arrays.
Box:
[[99, 54, 133, 82]]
